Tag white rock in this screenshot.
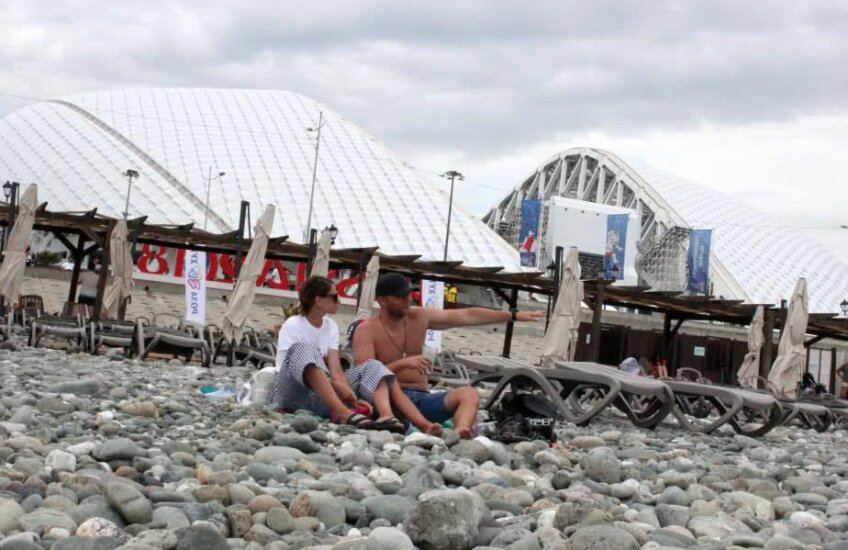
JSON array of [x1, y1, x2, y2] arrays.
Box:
[[788, 511, 826, 530], [45, 450, 76, 474], [65, 441, 97, 457], [77, 517, 122, 538], [403, 432, 443, 449], [367, 468, 403, 487]]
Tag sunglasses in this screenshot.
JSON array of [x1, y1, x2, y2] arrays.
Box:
[[322, 293, 339, 302]]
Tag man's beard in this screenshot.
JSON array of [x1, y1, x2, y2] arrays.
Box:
[[384, 304, 408, 320]]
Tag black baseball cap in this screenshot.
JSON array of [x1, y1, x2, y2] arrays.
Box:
[[376, 273, 418, 297]]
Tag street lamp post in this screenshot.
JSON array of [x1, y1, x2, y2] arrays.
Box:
[[303, 111, 324, 243], [204, 168, 226, 230], [441, 170, 464, 261], [121, 169, 139, 220]]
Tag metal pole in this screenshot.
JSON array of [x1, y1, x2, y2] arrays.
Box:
[[123, 175, 132, 220], [444, 173, 455, 261], [204, 166, 212, 231], [304, 111, 323, 243]]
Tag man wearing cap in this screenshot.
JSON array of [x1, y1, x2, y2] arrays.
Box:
[[353, 273, 544, 438]]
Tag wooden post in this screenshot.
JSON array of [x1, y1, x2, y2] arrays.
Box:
[[66, 235, 86, 307], [92, 221, 114, 321], [501, 288, 518, 358], [760, 308, 775, 381], [590, 280, 604, 362], [234, 200, 249, 279], [831, 346, 838, 396], [662, 312, 672, 362], [306, 228, 318, 278]]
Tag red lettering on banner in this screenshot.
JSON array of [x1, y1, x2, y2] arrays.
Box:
[[137, 244, 169, 275], [173, 248, 186, 277], [257, 259, 290, 290], [205, 253, 218, 280], [336, 274, 359, 299], [296, 262, 306, 289]]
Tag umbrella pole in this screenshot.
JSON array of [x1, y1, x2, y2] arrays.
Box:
[[501, 288, 518, 358], [92, 221, 115, 321], [760, 309, 775, 384], [545, 246, 564, 332], [355, 251, 370, 308]]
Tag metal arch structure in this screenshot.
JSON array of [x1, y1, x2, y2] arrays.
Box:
[[482, 147, 848, 314]]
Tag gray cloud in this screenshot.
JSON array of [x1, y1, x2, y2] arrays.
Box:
[[2, 1, 848, 166]]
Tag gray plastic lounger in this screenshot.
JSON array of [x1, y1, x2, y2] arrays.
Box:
[[777, 398, 832, 432], [469, 360, 674, 429], [137, 316, 211, 367], [663, 380, 784, 437], [798, 395, 848, 429], [29, 314, 88, 350]]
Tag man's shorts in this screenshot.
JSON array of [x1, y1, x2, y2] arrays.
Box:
[[402, 388, 452, 423]]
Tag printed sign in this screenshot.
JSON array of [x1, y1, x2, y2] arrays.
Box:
[[184, 250, 206, 325], [519, 199, 541, 267], [687, 229, 712, 295], [604, 214, 628, 280], [421, 279, 445, 352]]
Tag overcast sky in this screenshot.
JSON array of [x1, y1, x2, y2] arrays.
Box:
[[1, 0, 846, 261]]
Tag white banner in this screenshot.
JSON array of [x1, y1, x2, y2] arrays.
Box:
[[421, 279, 445, 353], [184, 250, 206, 325]]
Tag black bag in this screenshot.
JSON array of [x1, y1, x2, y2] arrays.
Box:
[[490, 391, 558, 444]]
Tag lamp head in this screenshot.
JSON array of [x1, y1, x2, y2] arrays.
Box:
[[2, 181, 12, 199], [841, 298, 848, 316], [325, 224, 339, 244]]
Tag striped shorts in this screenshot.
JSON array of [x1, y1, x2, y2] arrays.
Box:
[[271, 341, 395, 417]]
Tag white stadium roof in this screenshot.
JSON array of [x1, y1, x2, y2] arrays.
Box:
[[484, 148, 848, 314], [0, 88, 521, 270]]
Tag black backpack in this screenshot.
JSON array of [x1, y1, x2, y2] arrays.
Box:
[[490, 391, 558, 444]]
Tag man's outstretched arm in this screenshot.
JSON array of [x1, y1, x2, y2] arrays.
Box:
[[426, 306, 544, 331]]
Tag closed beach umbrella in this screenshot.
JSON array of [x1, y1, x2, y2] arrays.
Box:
[[310, 229, 332, 278], [767, 279, 809, 397], [223, 205, 276, 340], [101, 220, 134, 318], [541, 247, 583, 364], [0, 184, 37, 305], [356, 255, 380, 319], [736, 306, 764, 389]]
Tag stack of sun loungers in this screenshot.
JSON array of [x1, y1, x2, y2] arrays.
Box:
[[452, 354, 832, 437]]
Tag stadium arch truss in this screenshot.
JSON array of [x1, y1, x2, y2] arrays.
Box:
[[483, 147, 848, 314]]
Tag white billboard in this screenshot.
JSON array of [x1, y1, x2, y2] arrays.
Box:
[[544, 197, 639, 285]]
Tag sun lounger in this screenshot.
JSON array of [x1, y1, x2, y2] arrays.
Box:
[[469, 360, 674, 429], [663, 380, 785, 437], [206, 325, 276, 368], [798, 394, 848, 429], [137, 316, 211, 367], [29, 314, 88, 350], [89, 318, 147, 356]]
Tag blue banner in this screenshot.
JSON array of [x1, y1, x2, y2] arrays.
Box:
[[604, 214, 628, 280], [519, 199, 541, 267], [687, 229, 712, 295]]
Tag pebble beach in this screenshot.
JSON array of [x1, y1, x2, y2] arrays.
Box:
[[1, 274, 848, 549]]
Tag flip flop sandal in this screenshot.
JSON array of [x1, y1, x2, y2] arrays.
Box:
[[344, 413, 375, 430], [373, 416, 406, 434]]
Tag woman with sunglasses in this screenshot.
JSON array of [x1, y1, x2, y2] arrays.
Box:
[[271, 276, 439, 434]]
